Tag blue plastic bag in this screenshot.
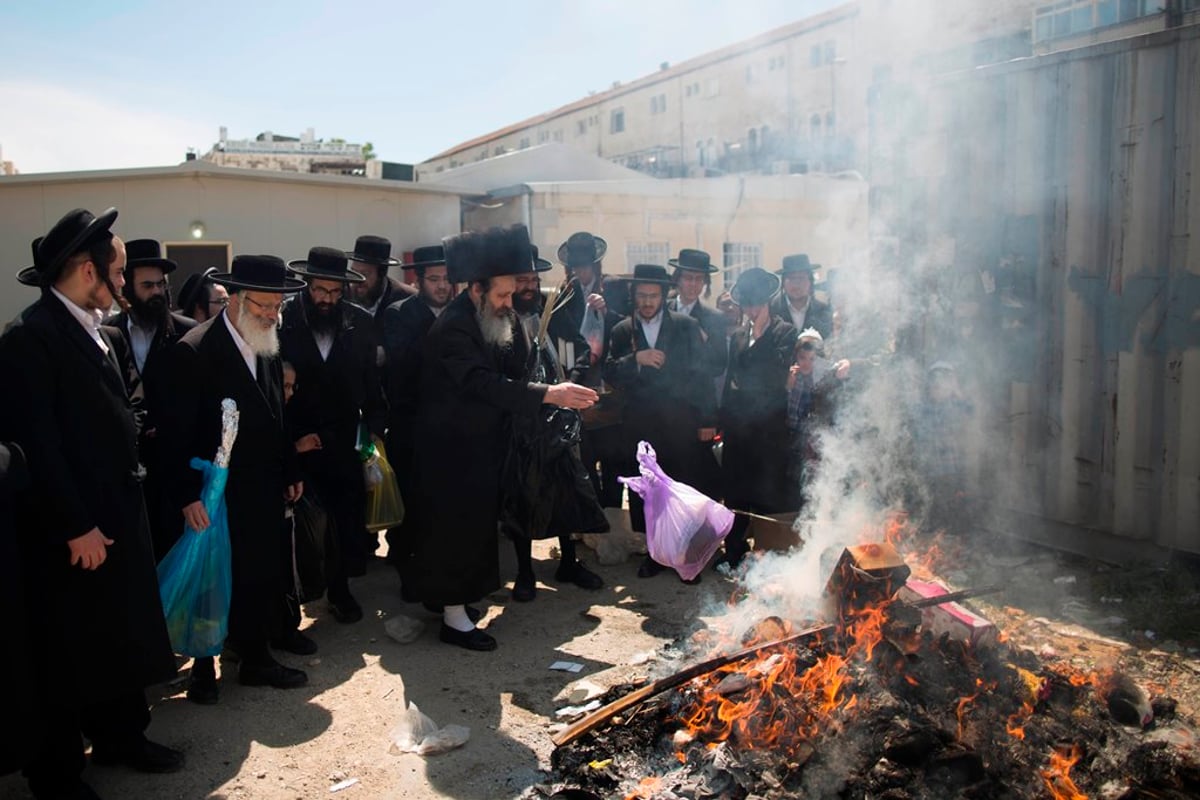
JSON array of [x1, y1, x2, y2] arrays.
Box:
[[156, 458, 233, 657], [619, 441, 735, 581]]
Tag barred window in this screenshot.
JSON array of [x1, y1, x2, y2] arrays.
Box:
[[625, 241, 671, 270], [722, 242, 763, 287]]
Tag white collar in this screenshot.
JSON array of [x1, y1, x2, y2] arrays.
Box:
[[51, 287, 105, 333]]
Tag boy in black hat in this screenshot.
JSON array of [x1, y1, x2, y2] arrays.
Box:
[[177, 266, 229, 323], [0, 208, 183, 799]]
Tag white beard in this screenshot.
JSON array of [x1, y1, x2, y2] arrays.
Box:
[[234, 310, 280, 357], [477, 303, 515, 350]]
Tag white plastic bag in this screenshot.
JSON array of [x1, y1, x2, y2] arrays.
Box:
[[388, 702, 471, 756], [579, 307, 605, 362]]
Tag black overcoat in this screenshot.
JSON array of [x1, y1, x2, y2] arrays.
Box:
[[769, 294, 834, 340], [674, 299, 732, 378], [720, 317, 798, 511], [404, 292, 546, 606], [159, 312, 300, 648], [0, 294, 176, 702], [0, 441, 38, 775]]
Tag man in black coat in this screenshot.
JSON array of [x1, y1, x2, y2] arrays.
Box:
[[769, 254, 834, 340], [719, 268, 799, 569], [160, 255, 309, 695], [605, 264, 716, 578], [0, 208, 182, 800], [380, 245, 452, 585], [405, 224, 597, 652], [345, 234, 416, 341], [281, 247, 386, 622], [109, 239, 197, 558], [0, 441, 39, 779]]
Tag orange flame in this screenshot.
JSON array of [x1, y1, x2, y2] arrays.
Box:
[[1006, 701, 1034, 740], [956, 693, 977, 741], [1040, 744, 1088, 800]]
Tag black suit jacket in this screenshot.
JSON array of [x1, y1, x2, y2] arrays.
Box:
[[673, 298, 732, 377], [561, 277, 625, 389], [0, 293, 175, 697], [109, 310, 197, 435], [381, 294, 438, 427], [769, 294, 833, 340]]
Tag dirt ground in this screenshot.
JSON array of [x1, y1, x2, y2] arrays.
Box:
[[2, 516, 1198, 800]]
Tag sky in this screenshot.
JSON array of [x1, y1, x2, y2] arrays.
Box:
[[1, 0, 841, 175]]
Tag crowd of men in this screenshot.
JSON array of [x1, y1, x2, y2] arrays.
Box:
[[0, 207, 853, 800]]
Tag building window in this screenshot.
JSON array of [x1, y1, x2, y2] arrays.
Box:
[[810, 44, 822, 67], [577, 120, 587, 136], [610, 108, 625, 134], [696, 139, 706, 167], [825, 112, 836, 137], [823, 40, 837, 64], [625, 241, 671, 270], [519, 137, 530, 149], [810, 114, 822, 138], [650, 94, 667, 114], [706, 78, 720, 97], [722, 242, 763, 287], [748, 128, 758, 152]]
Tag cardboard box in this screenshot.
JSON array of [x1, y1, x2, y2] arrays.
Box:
[[897, 579, 998, 649]]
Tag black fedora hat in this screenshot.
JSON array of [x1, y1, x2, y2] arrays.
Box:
[[532, 245, 553, 273], [626, 263, 674, 285], [556, 231, 607, 269], [668, 248, 718, 274], [36, 207, 119, 284], [778, 253, 819, 277], [730, 267, 781, 307], [408, 245, 447, 271], [210, 255, 306, 293], [444, 224, 535, 284], [287, 246, 366, 283], [346, 235, 400, 268], [177, 266, 219, 313], [16, 237, 44, 287], [124, 238, 178, 274]]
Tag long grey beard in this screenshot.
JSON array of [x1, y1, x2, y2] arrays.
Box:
[[234, 311, 281, 357], [477, 305, 515, 350]]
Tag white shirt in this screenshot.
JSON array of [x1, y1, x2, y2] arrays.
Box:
[[51, 287, 108, 355], [786, 297, 811, 331], [126, 318, 157, 374], [222, 310, 257, 379], [638, 309, 664, 350], [674, 298, 697, 316], [313, 330, 334, 361]]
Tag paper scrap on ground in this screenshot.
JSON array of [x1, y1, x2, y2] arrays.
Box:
[[329, 777, 359, 793], [549, 660, 585, 673], [388, 701, 470, 756], [384, 615, 425, 644], [555, 699, 602, 718]]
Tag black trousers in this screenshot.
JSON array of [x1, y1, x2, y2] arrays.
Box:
[[580, 424, 628, 509], [23, 689, 149, 797]]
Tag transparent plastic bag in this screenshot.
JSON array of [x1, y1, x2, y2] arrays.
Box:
[[157, 458, 232, 657], [365, 442, 404, 532], [579, 307, 605, 362], [619, 441, 734, 581]]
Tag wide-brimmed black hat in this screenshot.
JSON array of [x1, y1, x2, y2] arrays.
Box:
[[346, 235, 400, 268], [35, 207, 119, 285], [444, 224, 535, 284], [626, 264, 674, 286], [730, 267, 781, 307], [532, 245, 552, 273], [668, 248, 718, 274], [778, 253, 819, 277], [556, 231, 607, 269], [124, 238, 178, 274], [210, 255, 306, 293], [16, 237, 44, 287], [408, 245, 447, 271], [287, 246, 365, 283], [177, 267, 219, 313]]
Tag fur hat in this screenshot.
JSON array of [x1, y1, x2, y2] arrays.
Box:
[[444, 224, 535, 284]]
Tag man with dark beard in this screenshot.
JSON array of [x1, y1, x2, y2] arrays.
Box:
[[506, 251, 603, 601], [380, 244, 451, 588], [161, 255, 308, 697], [280, 247, 386, 624], [345, 234, 416, 340], [109, 239, 197, 558], [405, 225, 598, 651]]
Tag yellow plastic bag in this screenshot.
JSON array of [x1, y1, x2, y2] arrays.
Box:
[[365, 441, 405, 532]]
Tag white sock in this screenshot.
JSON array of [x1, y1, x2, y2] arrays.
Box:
[[443, 605, 475, 633]]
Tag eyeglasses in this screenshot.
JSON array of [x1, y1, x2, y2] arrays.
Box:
[[208, 297, 230, 308], [310, 285, 343, 300], [242, 295, 285, 315]]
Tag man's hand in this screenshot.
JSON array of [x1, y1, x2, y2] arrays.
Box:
[[544, 382, 599, 410], [295, 433, 323, 453], [635, 349, 667, 369], [585, 293, 607, 314], [834, 359, 851, 380], [68, 528, 114, 570], [285, 481, 304, 503], [183, 501, 210, 532], [698, 427, 717, 442]]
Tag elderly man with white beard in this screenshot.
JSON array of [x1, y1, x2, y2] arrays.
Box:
[[403, 225, 598, 651], [161, 255, 309, 700]]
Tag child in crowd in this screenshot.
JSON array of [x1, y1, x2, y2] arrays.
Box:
[[784, 329, 850, 509]]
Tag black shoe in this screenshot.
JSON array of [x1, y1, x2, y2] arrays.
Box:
[[238, 661, 308, 689], [186, 676, 219, 705], [556, 560, 604, 590], [438, 623, 497, 651], [91, 737, 184, 773], [421, 602, 482, 623], [271, 629, 318, 656], [637, 555, 665, 578], [512, 573, 537, 602], [328, 595, 364, 624]]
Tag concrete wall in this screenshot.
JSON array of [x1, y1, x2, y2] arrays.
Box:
[[0, 164, 463, 323]]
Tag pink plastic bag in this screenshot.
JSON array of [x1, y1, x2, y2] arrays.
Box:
[[619, 441, 735, 581]]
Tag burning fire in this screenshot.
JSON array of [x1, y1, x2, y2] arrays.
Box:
[[1040, 743, 1087, 800]]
